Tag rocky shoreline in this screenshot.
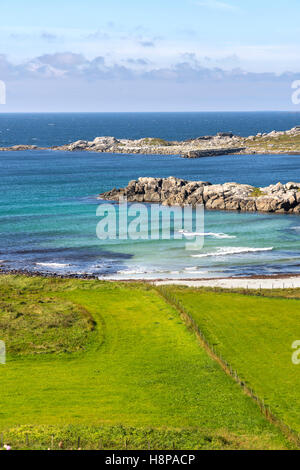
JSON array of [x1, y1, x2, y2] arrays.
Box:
[[100, 177, 300, 214], [1, 126, 300, 157], [1, 267, 300, 281], [0, 267, 99, 280], [1, 268, 300, 289]]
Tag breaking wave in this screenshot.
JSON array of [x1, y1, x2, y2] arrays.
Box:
[[36, 262, 70, 269], [191, 247, 273, 258], [179, 231, 236, 239]]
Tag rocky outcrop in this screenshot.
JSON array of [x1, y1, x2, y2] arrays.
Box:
[[1, 126, 300, 156], [53, 137, 120, 152], [182, 148, 244, 158], [50, 126, 300, 156], [52, 134, 246, 156], [100, 177, 300, 214], [0, 145, 38, 151]]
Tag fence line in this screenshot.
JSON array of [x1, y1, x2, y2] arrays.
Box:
[[156, 285, 300, 449]]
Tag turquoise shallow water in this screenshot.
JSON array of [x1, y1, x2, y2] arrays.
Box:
[[1, 149, 300, 279]]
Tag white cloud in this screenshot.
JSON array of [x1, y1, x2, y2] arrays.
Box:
[[193, 0, 238, 11], [1, 52, 299, 83], [1, 52, 298, 112]]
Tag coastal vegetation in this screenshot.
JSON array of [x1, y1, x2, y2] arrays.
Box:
[[246, 132, 300, 154], [0, 294, 95, 355], [140, 138, 169, 146], [0, 275, 296, 450], [249, 187, 267, 197]]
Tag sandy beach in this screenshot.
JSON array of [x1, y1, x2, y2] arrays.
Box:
[[154, 276, 300, 289], [2, 268, 300, 289]]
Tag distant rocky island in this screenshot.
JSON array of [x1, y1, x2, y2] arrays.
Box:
[[1, 126, 300, 157], [100, 177, 300, 214]]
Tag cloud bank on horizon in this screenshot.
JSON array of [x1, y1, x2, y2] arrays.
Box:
[[1, 0, 300, 111]]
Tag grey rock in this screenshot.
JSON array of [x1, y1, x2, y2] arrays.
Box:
[[99, 177, 300, 214]]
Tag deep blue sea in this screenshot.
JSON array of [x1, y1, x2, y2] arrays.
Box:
[[1, 112, 300, 279], [1, 111, 300, 146]]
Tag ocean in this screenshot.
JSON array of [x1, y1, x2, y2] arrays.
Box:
[[1, 111, 300, 147], [0, 111, 300, 279]]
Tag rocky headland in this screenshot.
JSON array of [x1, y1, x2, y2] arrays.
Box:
[[1, 126, 300, 157], [100, 177, 300, 214], [51, 126, 300, 157]]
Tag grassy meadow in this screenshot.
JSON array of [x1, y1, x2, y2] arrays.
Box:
[[0, 275, 298, 450], [165, 287, 300, 437]]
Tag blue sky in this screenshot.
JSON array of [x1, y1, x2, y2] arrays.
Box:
[[1, 0, 300, 111]]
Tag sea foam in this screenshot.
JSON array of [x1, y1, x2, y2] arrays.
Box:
[[179, 231, 236, 239], [36, 262, 70, 269], [192, 247, 273, 258]]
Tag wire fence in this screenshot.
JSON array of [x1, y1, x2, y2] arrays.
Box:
[[156, 285, 300, 449], [0, 433, 154, 450]]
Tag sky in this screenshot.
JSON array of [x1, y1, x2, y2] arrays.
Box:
[[0, 0, 300, 111]]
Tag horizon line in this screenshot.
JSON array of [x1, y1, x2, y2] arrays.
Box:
[[1, 110, 300, 114]]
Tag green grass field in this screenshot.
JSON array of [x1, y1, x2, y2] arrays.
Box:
[[165, 287, 300, 437], [0, 276, 296, 450]]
